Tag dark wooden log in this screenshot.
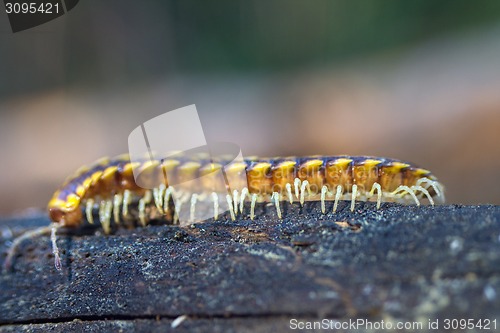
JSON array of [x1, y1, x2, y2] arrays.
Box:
[[1, 202, 499, 332]]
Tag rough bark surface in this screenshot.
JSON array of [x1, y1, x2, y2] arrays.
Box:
[[1, 202, 499, 332]]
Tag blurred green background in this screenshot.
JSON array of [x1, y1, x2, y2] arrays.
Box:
[[1, 0, 500, 214]]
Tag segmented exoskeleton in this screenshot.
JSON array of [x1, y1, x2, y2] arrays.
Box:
[[4, 154, 445, 271]]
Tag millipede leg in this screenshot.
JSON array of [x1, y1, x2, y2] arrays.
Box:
[[226, 194, 236, 221], [172, 191, 189, 224], [300, 180, 310, 206], [411, 185, 434, 206], [320, 185, 328, 214], [164, 186, 174, 213], [159, 184, 166, 212], [239, 187, 248, 215], [99, 200, 105, 222], [173, 196, 184, 224], [286, 183, 293, 204], [392, 185, 420, 206], [51, 223, 62, 271], [333, 185, 343, 213], [369, 182, 382, 209], [138, 190, 152, 227], [272, 192, 282, 219], [212, 192, 219, 220], [437, 183, 445, 203], [153, 187, 160, 213], [350, 184, 358, 212], [294, 178, 301, 200], [86, 199, 94, 224], [233, 190, 239, 215], [416, 178, 445, 203], [100, 199, 113, 234], [153, 184, 166, 214], [122, 189, 131, 218], [113, 193, 122, 224], [250, 193, 257, 220], [190, 193, 198, 222]]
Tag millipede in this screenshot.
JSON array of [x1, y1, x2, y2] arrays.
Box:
[[3, 153, 444, 271]]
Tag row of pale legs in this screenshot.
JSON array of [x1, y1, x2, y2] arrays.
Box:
[[90, 177, 444, 230], [3, 177, 443, 272]]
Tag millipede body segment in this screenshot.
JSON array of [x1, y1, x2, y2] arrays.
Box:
[[5, 154, 444, 271]]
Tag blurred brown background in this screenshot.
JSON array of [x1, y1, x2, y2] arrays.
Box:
[[1, 0, 499, 216]]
